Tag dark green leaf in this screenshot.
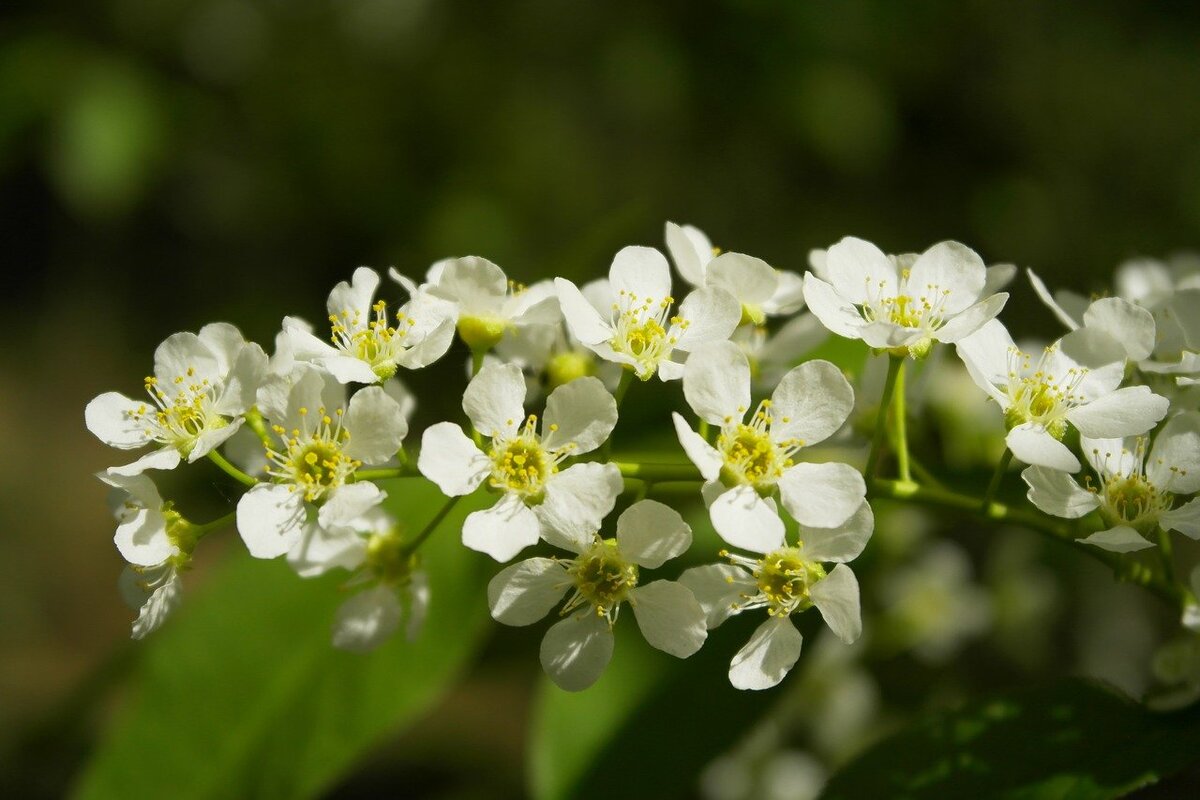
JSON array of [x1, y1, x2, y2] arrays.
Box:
[[74, 481, 493, 800], [823, 678, 1200, 800]]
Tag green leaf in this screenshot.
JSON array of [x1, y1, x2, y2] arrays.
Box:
[[74, 481, 493, 800], [823, 678, 1200, 800], [528, 612, 779, 800]]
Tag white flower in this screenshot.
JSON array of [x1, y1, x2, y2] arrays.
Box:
[[418, 363, 622, 561], [85, 323, 268, 475], [487, 500, 706, 691], [1028, 258, 1200, 373], [672, 341, 863, 552], [284, 266, 456, 384], [680, 503, 874, 690], [803, 237, 1009, 358], [101, 471, 188, 639], [732, 315, 830, 393], [956, 319, 1170, 472], [391, 257, 559, 351], [555, 246, 741, 381], [287, 498, 429, 651], [1026, 271, 1159, 363], [1022, 411, 1200, 552], [665, 221, 807, 324], [236, 367, 407, 559]]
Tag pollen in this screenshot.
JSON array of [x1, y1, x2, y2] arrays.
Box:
[[328, 300, 412, 381], [128, 368, 228, 457], [715, 400, 802, 489], [266, 406, 359, 501], [561, 538, 639, 622]]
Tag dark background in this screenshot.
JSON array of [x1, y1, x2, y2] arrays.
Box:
[[3, 1, 1199, 797]]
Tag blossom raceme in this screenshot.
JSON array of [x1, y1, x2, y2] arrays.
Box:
[[284, 266, 456, 384], [487, 499, 707, 691], [391, 256, 559, 351], [956, 319, 1170, 472], [418, 363, 622, 561], [680, 502, 874, 690], [665, 221, 807, 324], [555, 245, 741, 381], [672, 341, 864, 552], [86, 323, 267, 475], [1022, 411, 1200, 552], [803, 237, 1008, 358], [236, 366, 408, 558], [287, 493, 429, 651]]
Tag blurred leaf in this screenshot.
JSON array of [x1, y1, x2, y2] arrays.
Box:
[[823, 679, 1200, 799], [74, 481, 493, 800], [528, 609, 778, 800]]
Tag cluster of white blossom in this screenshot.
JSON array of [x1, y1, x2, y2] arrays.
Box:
[[85, 225, 1200, 695]]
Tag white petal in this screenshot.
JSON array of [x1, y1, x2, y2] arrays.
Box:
[[671, 412, 723, 481], [907, 240, 986, 314], [343, 386, 407, 464], [1162, 498, 1200, 540], [983, 263, 1017, 295], [236, 484, 307, 559], [325, 266, 380, 321], [332, 586, 401, 652], [463, 362, 527, 439], [673, 287, 741, 352], [706, 253, 779, 306], [770, 359, 855, 446], [802, 273, 865, 339], [1006, 425, 1081, 472], [665, 221, 711, 287], [487, 557, 570, 625], [656, 358, 685, 381], [1021, 466, 1099, 519], [432, 256, 506, 312], [616, 499, 692, 568], [542, 376, 617, 453], [710, 485, 786, 553], [756, 313, 829, 365], [1081, 436, 1136, 480], [153, 331, 220, 387], [554, 278, 613, 346], [1067, 386, 1169, 439], [1083, 298, 1156, 361], [955, 319, 1016, 404], [678, 564, 756, 628], [535, 462, 623, 553], [213, 341, 268, 416], [506, 281, 561, 326], [540, 613, 615, 692], [610, 245, 672, 303], [1116, 258, 1175, 304], [683, 341, 751, 425], [130, 571, 182, 640], [106, 447, 182, 477], [197, 321, 247, 376], [762, 270, 807, 315], [1027, 268, 1081, 329], [630, 580, 708, 657], [729, 617, 802, 691], [826, 236, 896, 305], [287, 521, 367, 577], [317, 482, 385, 531], [809, 564, 862, 644], [932, 293, 1008, 343], [778, 462, 865, 529], [85, 392, 152, 449], [283, 316, 341, 363], [417, 422, 490, 497], [187, 421, 243, 463], [1054, 329, 1127, 398], [1148, 411, 1200, 494], [113, 507, 173, 567], [462, 494, 541, 561], [396, 310, 456, 369], [1079, 526, 1154, 553], [800, 501, 875, 563]]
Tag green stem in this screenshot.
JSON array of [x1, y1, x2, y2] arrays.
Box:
[[870, 478, 1178, 604], [470, 347, 488, 377], [351, 463, 422, 482], [613, 368, 635, 407], [1157, 527, 1178, 588], [907, 455, 947, 491], [615, 461, 703, 482], [403, 495, 461, 556], [893, 360, 911, 483], [981, 448, 1014, 512], [207, 449, 258, 487], [193, 510, 236, 541], [865, 355, 904, 484]]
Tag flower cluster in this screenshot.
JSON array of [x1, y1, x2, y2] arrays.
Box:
[[87, 226, 1200, 699]]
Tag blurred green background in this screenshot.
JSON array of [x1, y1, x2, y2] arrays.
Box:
[[4, 1, 1200, 797]]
